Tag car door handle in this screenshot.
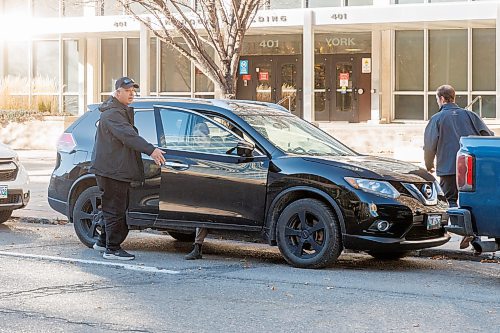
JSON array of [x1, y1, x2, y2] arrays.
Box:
[[164, 161, 189, 170]]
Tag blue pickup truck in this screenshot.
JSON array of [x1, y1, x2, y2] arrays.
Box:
[[447, 136, 500, 253]]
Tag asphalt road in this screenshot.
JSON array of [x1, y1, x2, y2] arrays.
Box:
[[1, 221, 499, 333], [3, 149, 499, 332]]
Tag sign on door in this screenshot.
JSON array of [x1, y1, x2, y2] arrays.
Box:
[[339, 73, 349, 87]]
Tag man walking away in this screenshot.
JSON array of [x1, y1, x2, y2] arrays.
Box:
[[90, 77, 166, 260], [423, 84, 493, 249]]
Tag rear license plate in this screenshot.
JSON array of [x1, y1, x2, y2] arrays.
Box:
[[426, 215, 442, 230], [0, 185, 7, 199]]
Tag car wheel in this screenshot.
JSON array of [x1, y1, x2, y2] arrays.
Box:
[[0, 210, 13, 223], [276, 198, 342, 269], [367, 251, 410, 260], [168, 231, 196, 242], [72, 186, 103, 248]]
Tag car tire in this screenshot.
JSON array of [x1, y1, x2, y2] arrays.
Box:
[[168, 231, 196, 242], [276, 198, 342, 269], [0, 210, 13, 223], [72, 186, 103, 248], [367, 251, 410, 260]]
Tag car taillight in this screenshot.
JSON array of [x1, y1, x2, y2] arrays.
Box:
[[456, 153, 474, 192], [57, 133, 77, 153]]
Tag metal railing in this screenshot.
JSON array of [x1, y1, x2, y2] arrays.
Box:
[[465, 95, 482, 117], [277, 95, 292, 111]]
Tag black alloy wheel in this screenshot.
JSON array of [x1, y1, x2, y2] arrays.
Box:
[[72, 186, 104, 248], [276, 198, 342, 269]]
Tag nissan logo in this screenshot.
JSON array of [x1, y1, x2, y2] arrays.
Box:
[[421, 184, 433, 199]]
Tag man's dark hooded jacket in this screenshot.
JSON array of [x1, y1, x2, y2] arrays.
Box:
[[423, 103, 493, 176], [90, 96, 155, 182]]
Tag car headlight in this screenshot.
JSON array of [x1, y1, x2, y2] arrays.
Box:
[[344, 177, 400, 199]]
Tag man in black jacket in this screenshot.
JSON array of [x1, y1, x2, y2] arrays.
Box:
[[424, 84, 493, 249], [90, 77, 165, 260]]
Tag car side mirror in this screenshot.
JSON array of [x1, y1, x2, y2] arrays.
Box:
[[226, 140, 255, 157]]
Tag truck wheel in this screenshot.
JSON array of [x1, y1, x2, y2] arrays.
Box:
[[367, 251, 410, 260], [72, 186, 103, 248], [276, 198, 342, 269], [0, 210, 13, 223]]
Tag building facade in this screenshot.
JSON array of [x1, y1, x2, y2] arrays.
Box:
[[0, 0, 498, 125]]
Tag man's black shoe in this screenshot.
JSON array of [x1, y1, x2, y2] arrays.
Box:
[[103, 248, 135, 261], [185, 243, 203, 260]]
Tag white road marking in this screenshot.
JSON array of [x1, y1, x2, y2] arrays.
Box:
[[0, 250, 180, 275]]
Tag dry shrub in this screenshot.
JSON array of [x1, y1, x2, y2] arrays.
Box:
[[0, 75, 60, 114]]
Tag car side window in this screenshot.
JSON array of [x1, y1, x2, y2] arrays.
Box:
[[158, 109, 240, 155], [134, 110, 157, 145]]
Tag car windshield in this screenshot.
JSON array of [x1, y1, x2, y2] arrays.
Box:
[[241, 114, 356, 156]]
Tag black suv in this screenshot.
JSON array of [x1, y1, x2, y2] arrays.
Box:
[[48, 98, 450, 268]]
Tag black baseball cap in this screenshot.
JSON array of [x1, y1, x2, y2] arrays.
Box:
[[115, 77, 139, 90]]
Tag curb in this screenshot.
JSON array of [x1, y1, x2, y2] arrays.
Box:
[[413, 248, 499, 263]]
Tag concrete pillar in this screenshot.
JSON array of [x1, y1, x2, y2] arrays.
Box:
[[369, 31, 381, 123], [380, 30, 392, 123], [140, 22, 151, 96], [86, 38, 99, 105], [302, 9, 314, 122], [496, 4, 500, 119]]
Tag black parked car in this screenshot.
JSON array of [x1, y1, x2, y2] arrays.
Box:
[[48, 98, 450, 268]]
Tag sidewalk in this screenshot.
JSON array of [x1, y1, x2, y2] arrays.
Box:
[[10, 149, 498, 262]]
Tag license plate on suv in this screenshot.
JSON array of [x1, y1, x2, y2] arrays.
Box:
[[0, 185, 7, 199], [426, 214, 442, 230]]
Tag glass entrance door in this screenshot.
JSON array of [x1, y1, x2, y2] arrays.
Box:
[[255, 58, 273, 103], [314, 55, 360, 122], [236, 56, 302, 117], [333, 61, 354, 121], [277, 59, 301, 117]]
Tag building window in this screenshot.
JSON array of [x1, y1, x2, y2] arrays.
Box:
[[63, 40, 79, 93], [62, 0, 84, 17], [5, 41, 29, 82], [472, 95, 495, 119], [127, 38, 140, 91], [260, 0, 303, 9], [160, 41, 191, 93], [98, 0, 123, 16], [428, 94, 467, 118], [101, 39, 123, 92], [429, 29, 467, 91], [472, 28, 495, 92], [395, 30, 423, 91], [32, 0, 59, 17], [33, 40, 59, 94], [33, 40, 59, 112], [307, 0, 343, 7], [346, 0, 372, 5], [195, 44, 215, 93], [395, 95, 424, 120], [391, 1, 424, 3], [2, 0, 30, 15]]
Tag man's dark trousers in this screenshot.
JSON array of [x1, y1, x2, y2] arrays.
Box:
[[96, 175, 130, 251], [439, 174, 458, 208]]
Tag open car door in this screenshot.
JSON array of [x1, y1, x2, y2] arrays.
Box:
[[153, 106, 270, 231]]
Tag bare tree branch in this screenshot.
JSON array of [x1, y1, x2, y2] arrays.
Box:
[[118, 0, 261, 98]]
